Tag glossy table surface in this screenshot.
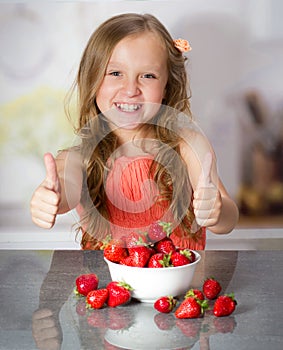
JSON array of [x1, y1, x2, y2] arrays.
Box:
[[0, 250, 282, 350]]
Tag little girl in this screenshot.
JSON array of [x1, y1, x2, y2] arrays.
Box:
[[30, 13, 239, 250]]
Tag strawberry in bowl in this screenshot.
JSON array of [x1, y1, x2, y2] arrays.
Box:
[[103, 232, 201, 303]]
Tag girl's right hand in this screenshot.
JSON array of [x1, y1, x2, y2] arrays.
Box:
[[30, 153, 61, 229]]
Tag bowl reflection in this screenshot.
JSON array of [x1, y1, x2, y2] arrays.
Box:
[[104, 303, 200, 350]]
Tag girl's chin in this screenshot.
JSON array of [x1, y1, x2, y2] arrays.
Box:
[[114, 121, 143, 131], [108, 112, 146, 130]]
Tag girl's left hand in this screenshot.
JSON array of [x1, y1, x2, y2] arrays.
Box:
[[193, 153, 222, 228]]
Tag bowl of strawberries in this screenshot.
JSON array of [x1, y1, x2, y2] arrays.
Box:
[[103, 222, 201, 303]]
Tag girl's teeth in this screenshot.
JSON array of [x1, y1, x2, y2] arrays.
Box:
[[116, 103, 140, 111]]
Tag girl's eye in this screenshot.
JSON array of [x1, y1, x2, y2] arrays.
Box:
[[109, 71, 121, 77], [143, 73, 156, 79]]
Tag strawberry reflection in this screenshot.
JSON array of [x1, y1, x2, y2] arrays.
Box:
[[154, 313, 176, 331]]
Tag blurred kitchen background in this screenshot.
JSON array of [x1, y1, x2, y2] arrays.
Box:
[[1, 0, 283, 248]]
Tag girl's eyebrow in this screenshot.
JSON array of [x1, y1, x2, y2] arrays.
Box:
[[106, 62, 120, 69], [107, 61, 163, 73]]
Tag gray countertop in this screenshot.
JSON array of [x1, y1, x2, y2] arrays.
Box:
[[0, 250, 282, 350]]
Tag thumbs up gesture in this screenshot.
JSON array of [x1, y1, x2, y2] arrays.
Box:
[[193, 153, 222, 228], [30, 153, 61, 229]]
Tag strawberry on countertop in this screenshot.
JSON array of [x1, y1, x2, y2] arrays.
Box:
[[75, 273, 99, 296], [185, 288, 205, 301], [107, 281, 133, 307], [213, 294, 237, 317], [154, 295, 177, 313], [175, 296, 209, 319], [86, 288, 109, 309], [203, 277, 222, 300]]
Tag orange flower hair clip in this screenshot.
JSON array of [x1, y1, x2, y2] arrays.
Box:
[[173, 38, 192, 53]]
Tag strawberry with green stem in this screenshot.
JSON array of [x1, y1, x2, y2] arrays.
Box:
[[171, 249, 195, 267], [213, 293, 237, 317], [107, 281, 133, 307], [148, 252, 171, 268], [154, 295, 177, 313], [86, 288, 109, 309], [175, 296, 209, 319], [185, 288, 205, 301]]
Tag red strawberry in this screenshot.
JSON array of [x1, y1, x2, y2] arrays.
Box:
[[119, 255, 135, 266], [148, 252, 171, 268], [213, 294, 237, 317], [86, 288, 109, 309], [126, 246, 152, 267], [185, 289, 205, 301], [155, 237, 176, 254], [203, 277, 222, 300], [75, 273, 99, 296], [148, 221, 172, 243], [170, 250, 192, 267], [103, 238, 128, 263], [175, 296, 209, 319], [107, 281, 133, 307], [154, 295, 177, 313]]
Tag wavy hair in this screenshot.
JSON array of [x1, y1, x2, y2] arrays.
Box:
[[66, 13, 196, 244]]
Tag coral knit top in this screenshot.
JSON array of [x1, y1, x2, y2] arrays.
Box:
[[78, 155, 206, 250]]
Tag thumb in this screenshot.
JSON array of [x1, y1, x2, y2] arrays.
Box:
[[44, 153, 60, 193], [197, 152, 213, 188]]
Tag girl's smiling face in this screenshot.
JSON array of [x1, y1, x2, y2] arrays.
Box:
[[96, 31, 168, 132]]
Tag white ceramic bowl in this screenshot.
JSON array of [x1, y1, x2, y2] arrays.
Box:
[[104, 250, 201, 303]]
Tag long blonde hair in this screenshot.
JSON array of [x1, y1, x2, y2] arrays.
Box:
[[67, 13, 196, 243]]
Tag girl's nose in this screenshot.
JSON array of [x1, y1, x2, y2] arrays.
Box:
[[122, 78, 141, 97]]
